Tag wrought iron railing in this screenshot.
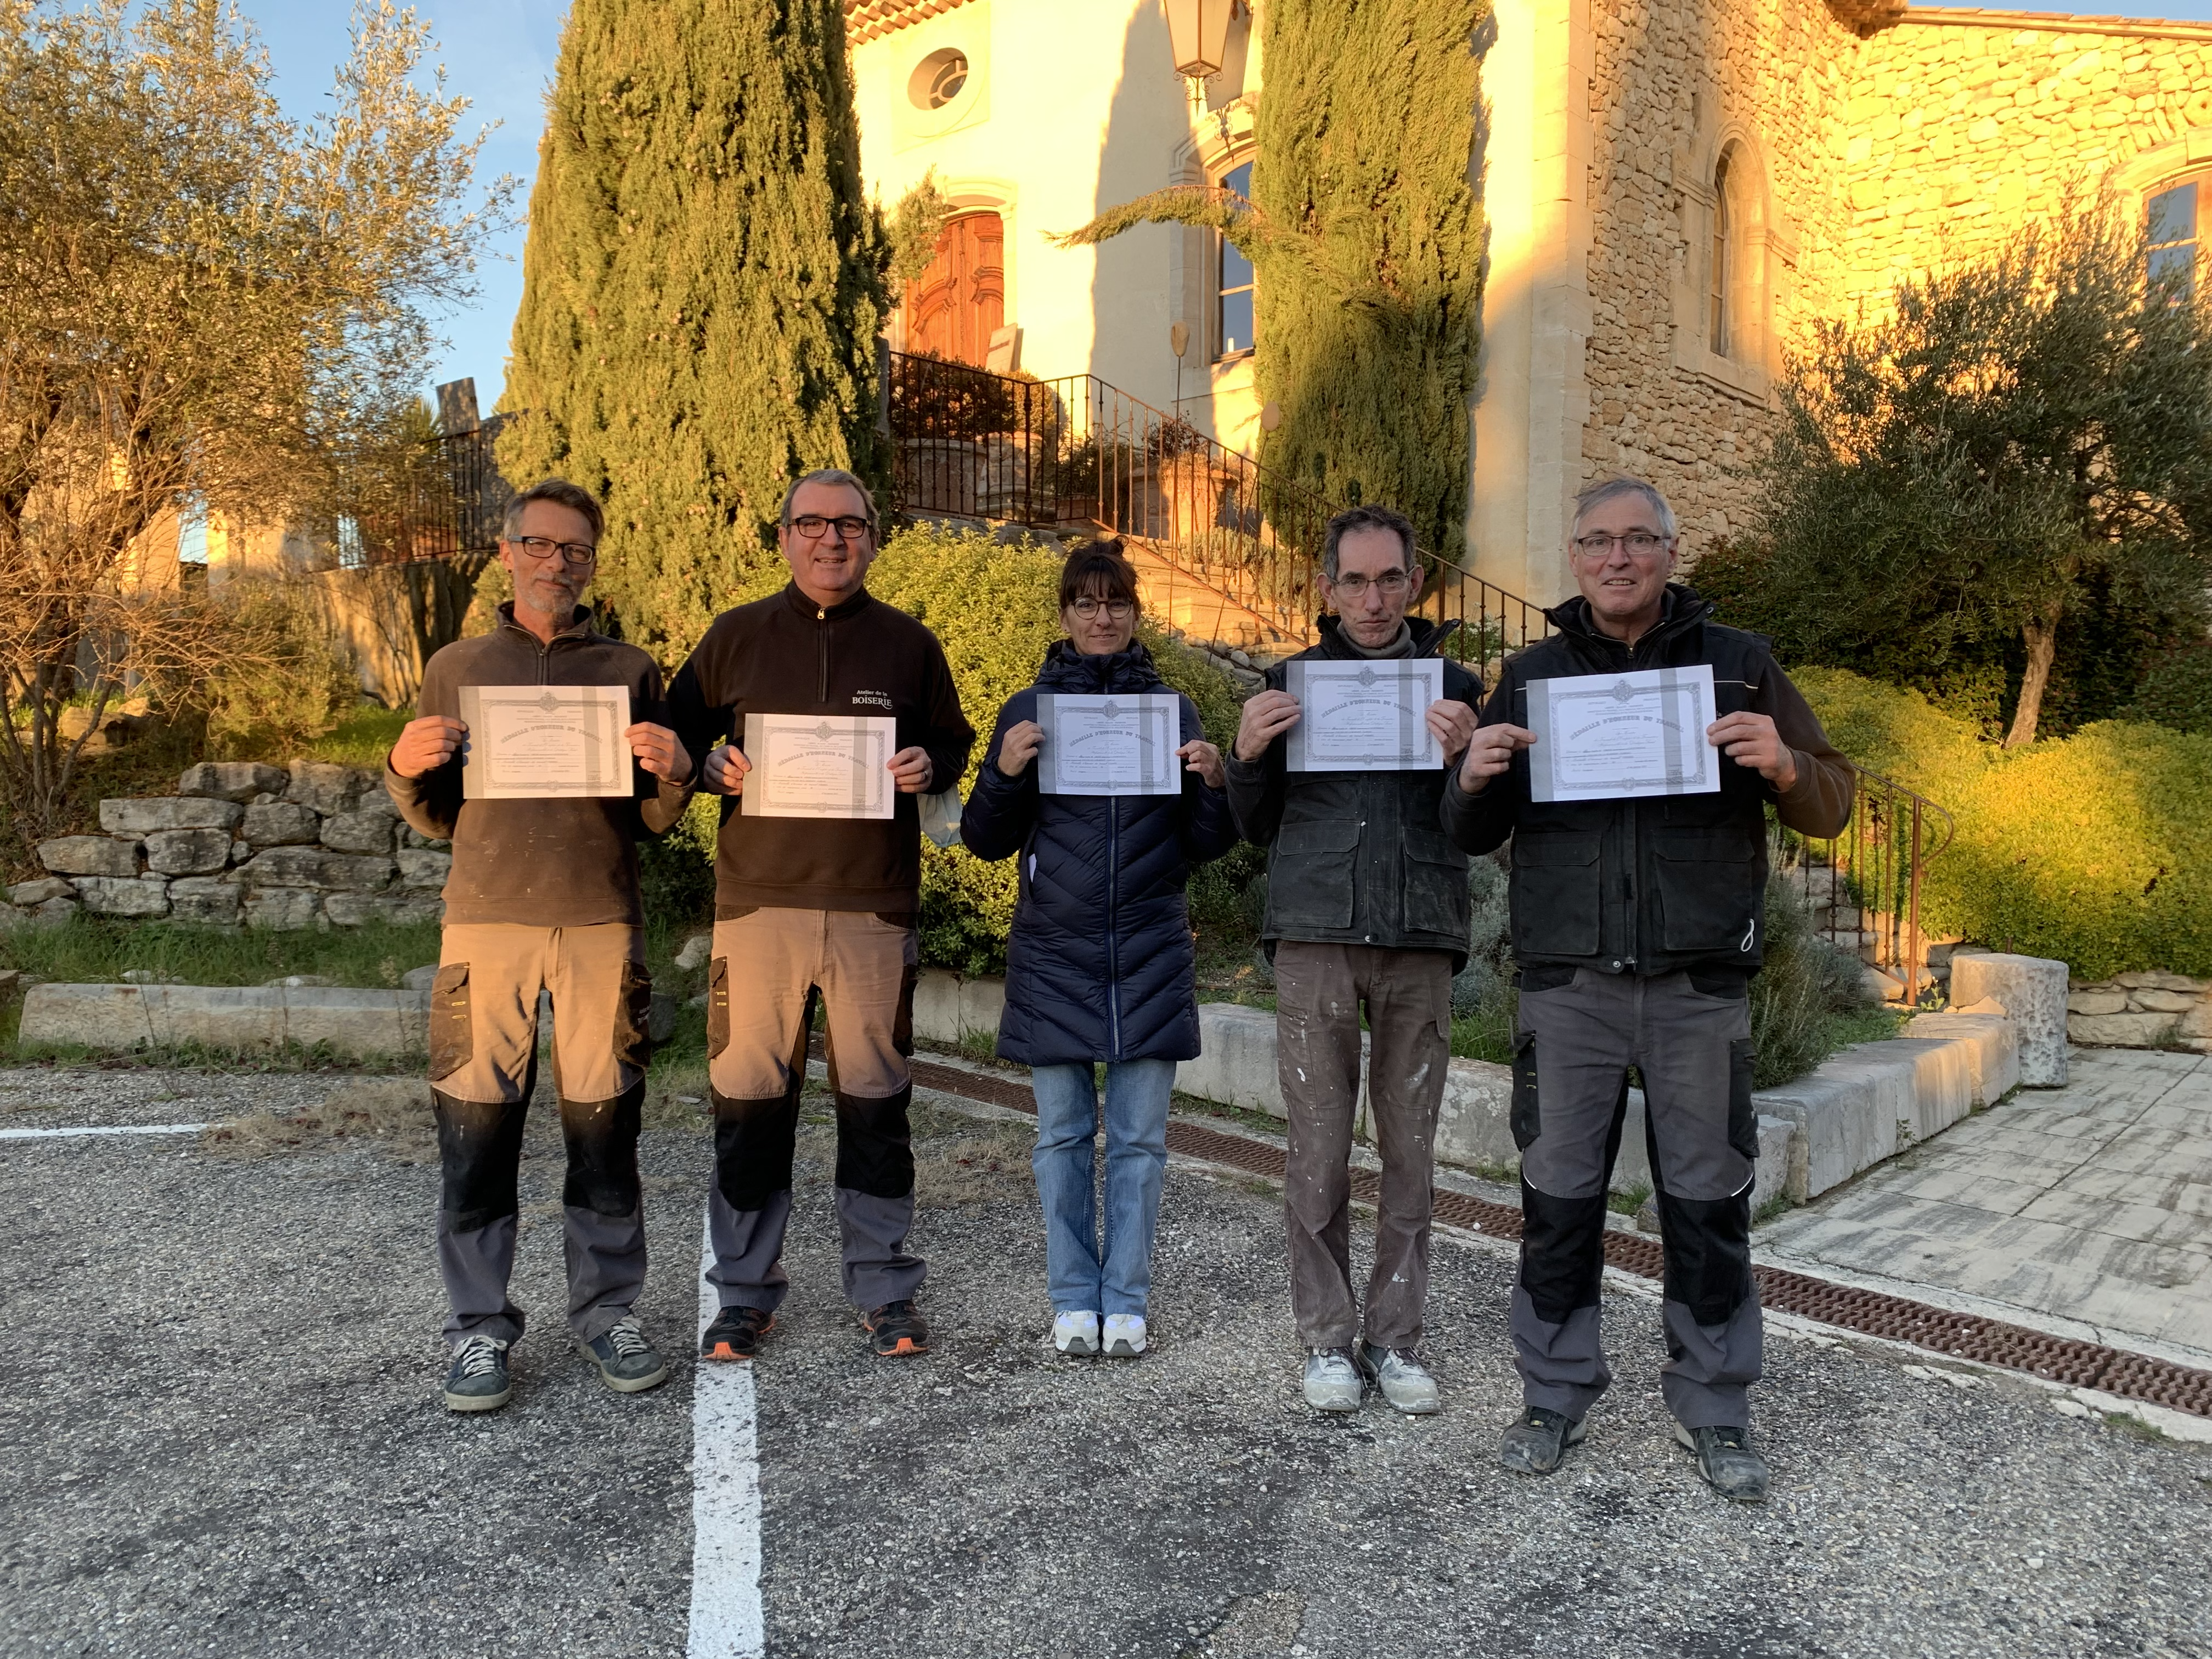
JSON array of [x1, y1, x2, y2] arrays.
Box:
[[342, 417, 512, 568], [884, 349, 1549, 674], [1773, 764, 1956, 1003]]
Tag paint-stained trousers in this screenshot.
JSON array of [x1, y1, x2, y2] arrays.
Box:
[[704, 907, 923, 1313], [428, 922, 653, 1349], [1510, 967, 1763, 1430], [1276, 941, 1453, 1351]]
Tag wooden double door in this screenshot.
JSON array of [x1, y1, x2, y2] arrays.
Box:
[[904, 209, 1004, 366]]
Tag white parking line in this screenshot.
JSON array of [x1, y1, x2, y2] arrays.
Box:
[[689, 1212, 765, 1658], [0, 1123, 208, 1140]]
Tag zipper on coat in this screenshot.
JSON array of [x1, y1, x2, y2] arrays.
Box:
[[817, 613, 829, 704], [1105, 794, 1122, 1059]]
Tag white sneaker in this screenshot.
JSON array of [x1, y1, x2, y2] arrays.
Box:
[[1053, 1311, 1101, 1356], [1358, 1341, 1442, 1415], [1302, 1347, 1364, 1412], [1102, 1314, 1147, 1357]]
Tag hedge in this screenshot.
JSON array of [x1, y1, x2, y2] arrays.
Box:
[[1794, 667, 2212, 980]]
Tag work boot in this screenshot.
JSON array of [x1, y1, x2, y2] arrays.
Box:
[[1053, 1311, 1101, 1356], [863, 1299, 930, 1358], [443, 1335, 512, 1413], [1675, 1423, 1770, 1503], [1302, 1347, 1363, 1412], [700, 1305, 775, 1362], [583, 1316, 668, 1393], [1497, 1406, 1587, 1474], [1357, 1341, 1442, 1415]]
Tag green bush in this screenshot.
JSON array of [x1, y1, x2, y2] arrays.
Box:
[[203, 580, 361, 758], [2125, 643, 2212, 737], [1795, 666, 2212, 979]]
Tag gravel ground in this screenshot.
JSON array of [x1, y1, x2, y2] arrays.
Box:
[[3, 1064, 2209, 1659]]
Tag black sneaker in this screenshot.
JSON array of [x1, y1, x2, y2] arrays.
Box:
[[584, 1317, 668, 1393], [700, 1304, 775, 1362], [1497, 1405, 1587, 1474], [443, 1334, 512, 1413], [862, 1299, 929, 1357], [1675, 1423, 1770, 1503]]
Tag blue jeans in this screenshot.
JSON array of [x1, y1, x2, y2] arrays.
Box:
[[1029, 1059, 1175, 1318]]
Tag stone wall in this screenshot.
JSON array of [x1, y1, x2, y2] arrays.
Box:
[[2067, 972, 2212, 1054], [4, 761, 447, 932]]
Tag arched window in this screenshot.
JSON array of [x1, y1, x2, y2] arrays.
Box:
[[2148, 176, 2204, 299], [1216, 160, 1256, 360], [1710, 151, 1736, 358]]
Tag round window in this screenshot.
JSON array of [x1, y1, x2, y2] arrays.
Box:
[[909, 48, 969, 111]]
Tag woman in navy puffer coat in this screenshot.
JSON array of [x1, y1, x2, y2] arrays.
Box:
[[961, 541, 1238, 1359]]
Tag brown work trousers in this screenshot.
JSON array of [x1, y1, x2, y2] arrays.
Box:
[[1275, 941, 1452, 1351]]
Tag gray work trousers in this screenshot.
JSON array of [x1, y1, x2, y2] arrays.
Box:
[[1276, 942, 1452, 1351], [1510, 967, 1762, 1429], [428, 923, 652, 1349]]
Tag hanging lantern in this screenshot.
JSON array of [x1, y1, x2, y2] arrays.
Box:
[[1163, 0, 1234, 81]]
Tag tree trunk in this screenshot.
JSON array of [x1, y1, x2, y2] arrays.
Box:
[[2004, 601, 2062, 749]]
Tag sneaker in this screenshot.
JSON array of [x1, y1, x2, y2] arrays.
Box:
[[584, 1316, 668, 1393], [700, 1304, 775, 1363], [862, 1299, 929, 1357], [1102, 1314, 1147, 1358], [1053, 1311, 1101, 1356], [1302, 1347, 1364, 1412], [1357, 1341, 1441, 1414], [443, 1334, 512, 1413], [1497, 1406, 1587, 1474], [1674, 1423, 1770, 1503]]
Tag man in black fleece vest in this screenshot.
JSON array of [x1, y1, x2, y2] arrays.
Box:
[[668, 469, 973, 1362]]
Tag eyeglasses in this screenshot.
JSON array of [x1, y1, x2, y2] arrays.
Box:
[[787, 514, 874, 542], [1572, 531, 1671, 559], [1328, 569, 1411, 598], [510, 535, 597, 568], [1069, 597, 1135, 620]]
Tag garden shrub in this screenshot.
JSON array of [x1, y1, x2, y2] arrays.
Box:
[[202, 579, 361, 759], [2125, 643, 2212, 737], [1793, 667, 2212, 979]]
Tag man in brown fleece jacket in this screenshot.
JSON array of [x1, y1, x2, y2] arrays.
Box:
[[669, 468, 973, 1363], [387, 478, 695, 1414]]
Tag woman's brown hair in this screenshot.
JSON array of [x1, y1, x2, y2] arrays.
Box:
[[1057, 539, 1142, 613]]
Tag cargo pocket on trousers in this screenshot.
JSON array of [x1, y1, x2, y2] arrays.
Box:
[[428, 963, 472, 1082], [707, 957, 730, 1059], [1728, 1036, 1759, 1161], [1510, 1031, 1541, 1151], [614, 960, 653, 1071]]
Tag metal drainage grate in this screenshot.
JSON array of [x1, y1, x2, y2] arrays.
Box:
[[901, 1053, 2212, 1419]]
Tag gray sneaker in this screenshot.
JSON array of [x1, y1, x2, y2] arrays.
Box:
[[584, 1317, 669, 1393], [443, 1334, 512, 1413], [1497, 1405, 1587, 1474], [1302, 1347, 1364, 1412], [1675, 1423, 1769, 1502], [1357, 1341, 1441, 1414]]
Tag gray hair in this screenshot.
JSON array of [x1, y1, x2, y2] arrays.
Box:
[[1572, 475, 1677, 540], [502, 477, 605, 544], [780, 467, 879, 532], [1322, 502, 1417, 580]]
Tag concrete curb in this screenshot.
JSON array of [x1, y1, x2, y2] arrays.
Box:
[[18, 983, 430, 1059]]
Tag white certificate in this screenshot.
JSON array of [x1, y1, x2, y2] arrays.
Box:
[[1035, 693, 1180, 797], [741, 713, 896, 820], [1284, 658, 1444, 772], [458, 684, 632, 799], [1526, 665, 1720, 802]]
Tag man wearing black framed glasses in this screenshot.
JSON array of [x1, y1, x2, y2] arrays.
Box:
[[669, 467, 973, 1364], [1442, 475, 1853, 1500], [386, 477, 697, 1413]]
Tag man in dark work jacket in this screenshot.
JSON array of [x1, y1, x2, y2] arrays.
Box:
[[1443, 475, 1853, 1501], [1227, 503, 1482, 1418], [668, 468, 973, 1364], [388, 477, 696, 1414]]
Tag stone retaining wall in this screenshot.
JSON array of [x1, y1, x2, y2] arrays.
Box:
[[3, 760, 447, 932], [2066, 972, 2212, 1054]]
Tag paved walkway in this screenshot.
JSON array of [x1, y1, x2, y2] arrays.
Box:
[[1760, 1047, 2212, 1363]]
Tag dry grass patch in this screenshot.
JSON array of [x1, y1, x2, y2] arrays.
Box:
[[201, 1077, 437, 1161]]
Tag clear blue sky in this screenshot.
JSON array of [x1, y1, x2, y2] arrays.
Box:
[[229, 0, 2212, 414]]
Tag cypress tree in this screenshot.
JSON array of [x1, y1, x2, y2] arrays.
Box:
[[1060, 1, 1485, 561], [499, 0, 887, 659]]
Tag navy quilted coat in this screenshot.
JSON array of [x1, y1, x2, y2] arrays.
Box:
[[960, 641, 1238, 1065]]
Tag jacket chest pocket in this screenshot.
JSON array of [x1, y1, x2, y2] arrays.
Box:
[[1509, 834, 1602, 957], [1268, 819, 1360, 932], [1652, 830, 1763, 955]]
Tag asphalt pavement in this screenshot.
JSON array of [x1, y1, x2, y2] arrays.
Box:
[[3, 1064, 2209, 1659]]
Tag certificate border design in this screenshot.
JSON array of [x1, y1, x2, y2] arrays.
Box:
[[1526, 665, 1720, 803], [1034, 692, 1180, 798], [457, 684, 633, 800], [1283, 659, 1444, 773], [739, 713, 896, 820]]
